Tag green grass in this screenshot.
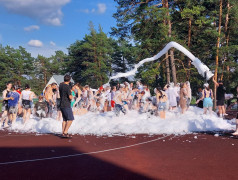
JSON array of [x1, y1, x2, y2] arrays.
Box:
[[190, 96, 196, 105]]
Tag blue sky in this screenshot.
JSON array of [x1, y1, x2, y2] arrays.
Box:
[[0, 0, 118, 57]]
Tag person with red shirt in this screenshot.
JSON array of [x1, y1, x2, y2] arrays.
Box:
[[16, 87, 22, 116]]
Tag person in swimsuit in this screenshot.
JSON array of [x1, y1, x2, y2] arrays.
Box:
[[138, 91, 146, 113], [16, 86, 23, 116], [1, 82, 12, 127], [71, 84, 77, 114], [20, 84, 34, 124], [110, 86, 117, 111], [72, 83, 82, 115], [155, 87, 168, 119], [114, 86, 127, 116], [186, 81, 192, 110], [44, 83, 57, 118], [196, 83, 214, 115], [179, 83, 188, 114]]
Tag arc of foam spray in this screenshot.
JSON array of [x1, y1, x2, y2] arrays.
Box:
[[108, 41, 214, 83]]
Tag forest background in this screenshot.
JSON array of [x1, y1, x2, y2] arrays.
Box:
[[0, 0, 237, 102]]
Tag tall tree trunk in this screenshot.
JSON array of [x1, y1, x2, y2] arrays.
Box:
[[163, 0, 170, 83], [187, 17, 192, 80], [221, 0, 230, 80], [165, 0, 177, 84], [170, 49, 177, 84], [165, 52, 170, 83], [214, 0, 223, 109]]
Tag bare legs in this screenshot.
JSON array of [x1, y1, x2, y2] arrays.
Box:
[[56, 111, 62, 121], [18, 104, 23, 116], [9, 113, 17, 125], [62, 120, 73, 135], [23, 109, 31, 124], [181, 107, 186, 114], [159, 111, 166, 119], [218, 105, 226, 117], [203, 106, 212, 115], [0, 111, 9, 127]]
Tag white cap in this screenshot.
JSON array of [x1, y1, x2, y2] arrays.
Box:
[[204, 83, 209, 88]]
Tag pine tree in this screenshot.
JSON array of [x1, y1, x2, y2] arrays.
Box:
[[110, 39, 137, 83], [68, 22, 112, 88]]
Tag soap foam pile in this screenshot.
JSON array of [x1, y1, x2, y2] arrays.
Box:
[[2, 107, 234, 136]]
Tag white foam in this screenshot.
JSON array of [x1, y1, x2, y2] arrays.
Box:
[[2, 107, 233, 135], [108, 41, 213, 82]]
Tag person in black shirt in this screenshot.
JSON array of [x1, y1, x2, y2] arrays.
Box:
[[213, 77, 227, 117], [59, 75, 74, 138]]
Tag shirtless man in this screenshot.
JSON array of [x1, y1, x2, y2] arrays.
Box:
[[44, 83, 58, 118], [1, 82, 12, 127], [114, 86, 127, 116]]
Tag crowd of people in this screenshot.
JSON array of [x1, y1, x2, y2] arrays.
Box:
[[1, 75, 238, 137]]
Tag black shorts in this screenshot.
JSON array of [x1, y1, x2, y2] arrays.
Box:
[[217, 99, 225, 106], [22, 100, 31, 109], [60, 108, 74, 121]]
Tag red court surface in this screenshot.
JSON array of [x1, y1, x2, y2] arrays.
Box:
[[0, 130, 238, 180]]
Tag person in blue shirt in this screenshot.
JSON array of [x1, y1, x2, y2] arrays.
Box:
[[7, 86, 20, 125]]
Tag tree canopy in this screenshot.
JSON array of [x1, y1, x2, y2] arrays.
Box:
[[1, 1, 237, 96]]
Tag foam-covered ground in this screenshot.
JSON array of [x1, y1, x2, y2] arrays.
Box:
[[1, 106, 235, 135]]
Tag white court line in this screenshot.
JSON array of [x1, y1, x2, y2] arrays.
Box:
[[0, 134, 171, 165]]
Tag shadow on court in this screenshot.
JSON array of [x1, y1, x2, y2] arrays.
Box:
[[0, 146, 154, 180]]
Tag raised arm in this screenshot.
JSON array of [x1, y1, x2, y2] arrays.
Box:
[[212, 76, 219, 87]]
